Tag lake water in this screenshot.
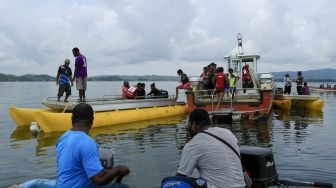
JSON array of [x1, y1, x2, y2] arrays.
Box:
[[0, 81, 336, 187]]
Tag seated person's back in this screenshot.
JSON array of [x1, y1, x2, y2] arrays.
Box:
[[147, 83, 162, 97]]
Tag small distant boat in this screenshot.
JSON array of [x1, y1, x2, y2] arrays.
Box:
[[273, 89, 324, 111], [309, 86, 336, 92]]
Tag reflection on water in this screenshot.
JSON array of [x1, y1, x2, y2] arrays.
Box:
[[2, 81, 336, 187], [6, 108, 336, 187]]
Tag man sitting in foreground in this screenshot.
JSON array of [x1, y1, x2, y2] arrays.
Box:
[[56, 103, 130, 188], [176, 108, 245, 188]]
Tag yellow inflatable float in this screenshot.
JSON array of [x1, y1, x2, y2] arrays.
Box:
[[9, 103, 188, 133]]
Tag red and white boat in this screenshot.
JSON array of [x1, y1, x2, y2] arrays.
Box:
[[184, 34, 275, 120]]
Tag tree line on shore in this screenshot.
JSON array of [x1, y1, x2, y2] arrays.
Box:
[[1, 68, 336, 82]]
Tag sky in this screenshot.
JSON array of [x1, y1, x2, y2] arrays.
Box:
[[0, 0, 335, 76]]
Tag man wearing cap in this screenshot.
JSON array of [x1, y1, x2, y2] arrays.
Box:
[[176, 108, 245, 187], [56, 103, 130, 188], [56, 59, 73, 102]]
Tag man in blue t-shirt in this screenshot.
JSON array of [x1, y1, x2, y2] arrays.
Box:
[[56, 103, 130, 188]]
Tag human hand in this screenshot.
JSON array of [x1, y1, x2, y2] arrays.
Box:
[[117, 165, 130, 177]]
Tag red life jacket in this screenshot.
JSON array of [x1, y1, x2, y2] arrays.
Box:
[[126, 86, 137, 99], [215, 72, 225, 91], [242, 67, 251, 81]]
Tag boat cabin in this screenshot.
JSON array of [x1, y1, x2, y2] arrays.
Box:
[[186, 53, 274, 120], [224, 54, 261, 92]]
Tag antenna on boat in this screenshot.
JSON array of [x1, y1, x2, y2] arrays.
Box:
[[237, 33, 243, 55]]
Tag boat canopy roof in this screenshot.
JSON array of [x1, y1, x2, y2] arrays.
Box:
[[259, 73, 274, 79], [224, 54, 260, 61]]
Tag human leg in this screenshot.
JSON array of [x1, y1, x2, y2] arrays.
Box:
[[76, 77, 86, 102], [243, 80, 247, 93], [64, 84, 71, 102], [216, 91, 224, 110], [57, 85, 66, 101], [231, 87, 236, 100]]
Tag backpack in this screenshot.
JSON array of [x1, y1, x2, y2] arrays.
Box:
[[160, 90, 169, 98]]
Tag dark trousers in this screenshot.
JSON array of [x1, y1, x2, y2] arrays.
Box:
[[284, 86, 291, 95], [296, 86, 303, 95]]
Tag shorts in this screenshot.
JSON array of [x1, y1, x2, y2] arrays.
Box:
[[177, 82, 190, 89], [229, 87, 236, 94], [215, 86, 224, 92], [75, 77, 87, 90], [58, 83, 71, 97]]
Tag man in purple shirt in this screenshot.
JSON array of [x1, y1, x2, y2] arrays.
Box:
[[72, 47, 87, 102]]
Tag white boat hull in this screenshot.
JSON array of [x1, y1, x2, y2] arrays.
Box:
[[42, 96, 177, 112]]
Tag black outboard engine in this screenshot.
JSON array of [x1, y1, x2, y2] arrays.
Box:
[[99, 147, 114, 169], [239, 145, 278, 188]]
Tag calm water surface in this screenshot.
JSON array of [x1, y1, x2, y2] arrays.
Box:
[[0, 81, 336, 187]]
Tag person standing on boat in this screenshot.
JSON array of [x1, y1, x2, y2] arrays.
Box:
[[205, 62, 216, 91], [176, 69, 190, 99], [283, 74, 292, 95], [295, 71, 304, 95], [56, 59, 73, 102], [214, 67, 225, 110], [121, 81, 130, 98], [242, 64, 252, 93], [56, 103, 130, 188], [228, 68, 240, 100], [72, 47, 87, 102], [200, 66, 208, 90], [174, 108, 245, 187]]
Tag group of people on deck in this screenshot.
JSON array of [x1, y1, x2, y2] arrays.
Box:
[[176, 62, 254, 110], [121, 81, 168, 99], [283, 71, 310, 95]]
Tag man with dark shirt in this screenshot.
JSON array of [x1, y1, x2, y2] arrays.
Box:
[[147, 83, 161, 97], [56, 59, 73, 102]]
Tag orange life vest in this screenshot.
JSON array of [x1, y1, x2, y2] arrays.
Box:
[[126, 86, 137, 99]]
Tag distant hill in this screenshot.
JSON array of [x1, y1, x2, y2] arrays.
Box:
[[271, 68, 336, 81], [0, 73, 178, 82], [1, 69, 335, 82], [0, 73, 54, 81]]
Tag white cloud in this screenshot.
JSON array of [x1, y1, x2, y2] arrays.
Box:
[[0, 0, 335, 76]]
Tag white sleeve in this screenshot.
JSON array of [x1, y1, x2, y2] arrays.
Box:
[[177, 142, 199, 176]]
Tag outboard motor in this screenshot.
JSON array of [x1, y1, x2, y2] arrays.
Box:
[[99, 147, 114, 169], [239, 145, 278, 188]]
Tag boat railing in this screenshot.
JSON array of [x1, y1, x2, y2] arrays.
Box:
[[45, 94, 176, 103], [191, 87, 262, 104], [102, 94, 176, 100]]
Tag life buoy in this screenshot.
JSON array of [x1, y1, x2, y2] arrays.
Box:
[[126, 86, 137, 99]]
